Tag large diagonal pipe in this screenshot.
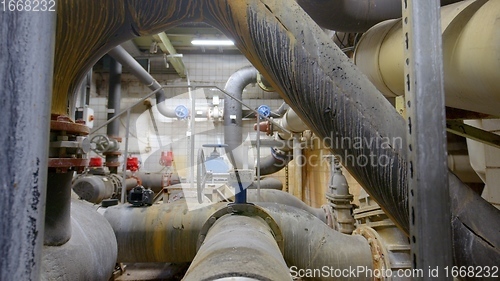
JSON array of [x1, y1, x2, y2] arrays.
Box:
[[52, 0, 499, 272]]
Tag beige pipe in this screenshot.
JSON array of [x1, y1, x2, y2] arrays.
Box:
[[354, 0, 500, 115]]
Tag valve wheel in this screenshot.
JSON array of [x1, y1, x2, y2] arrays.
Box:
[[90, 134, 111, 153]]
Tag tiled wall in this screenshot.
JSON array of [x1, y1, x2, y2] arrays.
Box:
[[88, 53, 287, 184]]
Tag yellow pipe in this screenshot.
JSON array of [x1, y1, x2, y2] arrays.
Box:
[[354, 0, 500, 115]]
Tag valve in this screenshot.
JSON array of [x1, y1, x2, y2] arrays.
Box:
[[174, 105, 189, 119], [90, 134, 119, 154], [257, 104, 271, 119]]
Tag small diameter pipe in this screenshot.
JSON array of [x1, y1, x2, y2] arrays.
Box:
[[183, 215, 291, 281]]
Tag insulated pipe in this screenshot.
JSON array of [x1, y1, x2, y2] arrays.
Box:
[[107, 46, 178, 119], [53, 0, 499, 272], [102, 200, 373, 278], [223, 66, 258, 169], [107, 58, 122, 138], [295, 0, 462, 32], [44, 172, 73, 246], [247, 189, 327, 223], [183, 215, 291, 281], [72, 174, 123, 204], [41, 200, 117, 281], [354, 0, 500, 115], [0, 10, 55, 280]]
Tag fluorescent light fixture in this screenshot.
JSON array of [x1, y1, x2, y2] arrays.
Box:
[[191, 39, 234, 46]]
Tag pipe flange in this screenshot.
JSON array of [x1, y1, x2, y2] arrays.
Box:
[[353, 225, 391, 281], [50, 114, 90, 135], [197, 203, 284, 254]]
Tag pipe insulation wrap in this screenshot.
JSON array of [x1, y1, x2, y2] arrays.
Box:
[[41, 199, 117, 281], [183, 215, 291, 281], [295, 0, 463, 32], [53, 0, 499, 272], [0, 9, 55, 280]]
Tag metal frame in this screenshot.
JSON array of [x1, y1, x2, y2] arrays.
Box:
[[402, 0, 453, 279]]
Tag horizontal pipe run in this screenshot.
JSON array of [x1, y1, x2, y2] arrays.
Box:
[[183, 215, 291, 281]]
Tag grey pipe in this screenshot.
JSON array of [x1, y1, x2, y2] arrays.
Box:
[[54, 0, 499, 273], [72, 174, 123, 204], [247, 177, 283, 190], [259, 148, 293, 176], [0, 10, 55, 280], [107, 58, 122, 138], [223, 66, 258, 169], [183, 215, 291, 281], [223, 66, 293, 174], [295, 0, 462, 32], [247, 189, 327, 223], [106, 58, 122, 172], [41, 200, 117, 281], [107, 46, 177, 118], [103, 200, 373, 279]]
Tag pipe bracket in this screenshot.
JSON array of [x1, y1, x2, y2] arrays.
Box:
[[197, 203, 284, 254]]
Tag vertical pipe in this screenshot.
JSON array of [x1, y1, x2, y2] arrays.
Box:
[[44, 172, 73, 246], [293, 134, 303, 200], [107, 58, 122, 138], [0, 10, 56, 281], [106, 58, 122, 173], [402, 0, 453, 278]]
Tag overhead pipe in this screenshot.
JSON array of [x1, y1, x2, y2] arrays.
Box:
[[107, 46, 185, 119], [52, 0, 499, 273], [183, 215, 291, 281], [0, 10, 55, 280], [295, 0, 462, 32], [354, 0, 500, 115], [102, 200, 373, 279]]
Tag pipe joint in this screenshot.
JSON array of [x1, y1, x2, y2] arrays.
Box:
[[197, 203, 284, 254]]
